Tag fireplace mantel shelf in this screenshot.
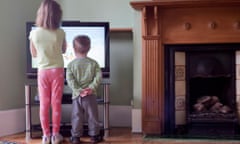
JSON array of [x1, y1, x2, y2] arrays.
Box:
[[131, 0, 240, 10]]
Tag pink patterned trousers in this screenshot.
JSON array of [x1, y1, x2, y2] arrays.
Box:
[[38, 68, 64, 136]]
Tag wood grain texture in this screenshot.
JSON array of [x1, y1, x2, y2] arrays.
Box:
[[131, 0, 240, 135]]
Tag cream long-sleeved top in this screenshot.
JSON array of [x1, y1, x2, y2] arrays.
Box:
[[29, 27, 65, 69]]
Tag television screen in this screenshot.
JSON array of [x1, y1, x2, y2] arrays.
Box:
[[26, 21, 110, 78]]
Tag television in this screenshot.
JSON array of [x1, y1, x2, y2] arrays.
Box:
[[26, 21, 110, 78]]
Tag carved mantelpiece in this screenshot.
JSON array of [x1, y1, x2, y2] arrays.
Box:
[[130, 0, 240, 135]]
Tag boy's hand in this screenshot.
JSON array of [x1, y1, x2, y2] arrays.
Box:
[[80, 90, 87, 97], [79, 88, 93, 97], [85, 88, 93, 95]]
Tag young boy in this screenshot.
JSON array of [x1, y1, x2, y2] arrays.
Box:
[[66, 35, 103, 144]]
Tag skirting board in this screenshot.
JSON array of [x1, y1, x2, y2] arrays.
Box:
[[0, 105, 132, 137], [0, 108, 26, 137], [131, 108, 142, 133]]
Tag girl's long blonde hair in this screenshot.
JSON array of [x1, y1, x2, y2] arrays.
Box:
[[35, 0, 62, 30]]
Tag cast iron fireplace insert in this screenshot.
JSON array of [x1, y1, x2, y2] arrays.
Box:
[[164, 44, 240, 138]]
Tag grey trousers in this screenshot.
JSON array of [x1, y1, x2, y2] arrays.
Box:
[[71, 94, 100, 137]]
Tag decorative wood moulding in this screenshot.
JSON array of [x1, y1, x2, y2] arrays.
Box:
[[234, 21, 240, 30], [183, 22, 191, 30], [142, 6, 160, 36], [130, 0, 240, 10], [208, 21, 217, 30], [132, 1, 240, 44], [182, 21, 240, 31]]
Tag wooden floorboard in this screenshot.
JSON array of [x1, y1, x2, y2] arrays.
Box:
[[1, 127, 240, 144]]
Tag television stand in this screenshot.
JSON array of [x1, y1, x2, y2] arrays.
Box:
[[25, 81, 110, 141]]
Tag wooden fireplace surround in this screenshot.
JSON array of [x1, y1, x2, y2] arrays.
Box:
[[130, 0, 240, 134]]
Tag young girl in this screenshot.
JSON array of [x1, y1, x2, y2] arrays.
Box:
[[29, 0, 66, 144]]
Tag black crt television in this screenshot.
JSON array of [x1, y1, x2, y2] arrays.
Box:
[[26, 21, 110, 78]]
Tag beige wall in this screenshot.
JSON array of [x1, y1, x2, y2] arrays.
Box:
[[0, 0, 42, 110], [59, 0, 134, 28]]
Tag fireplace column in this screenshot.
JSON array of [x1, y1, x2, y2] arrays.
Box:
[[141, 6, 165, 134]]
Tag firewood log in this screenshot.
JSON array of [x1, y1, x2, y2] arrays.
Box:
[[210, 96, 219, 105], [209, 102, 223, 113], [193, 103, 206, 112], [197, 96, 211, 104], [219, 105, 232, 114]]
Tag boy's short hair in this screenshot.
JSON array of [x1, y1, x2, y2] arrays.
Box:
[[73, 35, 91, 54]]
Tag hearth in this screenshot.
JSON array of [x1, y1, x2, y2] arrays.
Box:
[[165, 44, 240, 137]]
